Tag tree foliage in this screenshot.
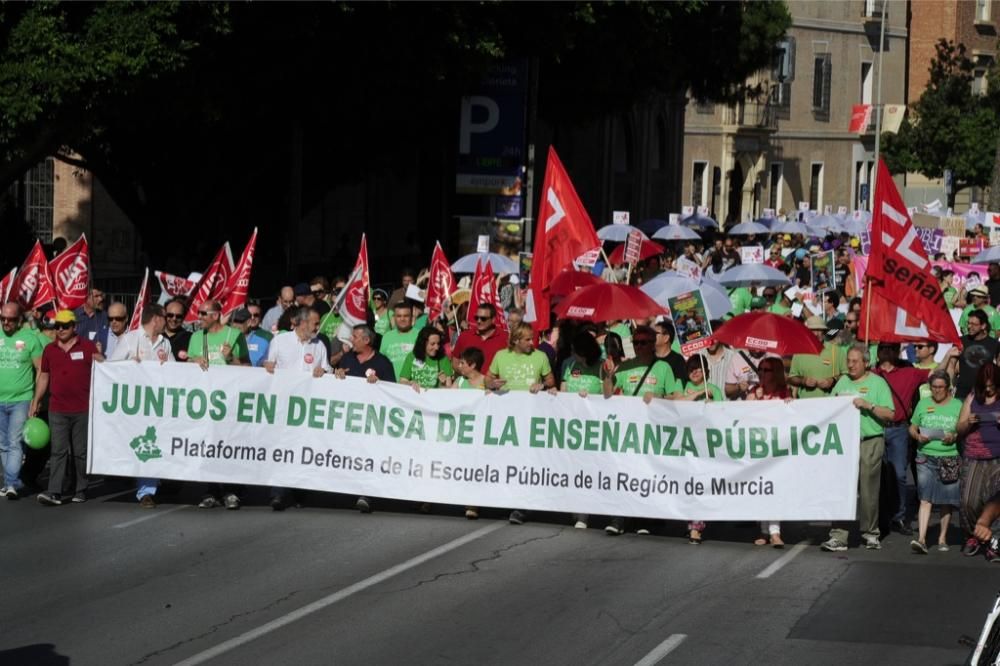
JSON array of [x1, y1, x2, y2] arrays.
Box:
[[882, 40, 998, 203]]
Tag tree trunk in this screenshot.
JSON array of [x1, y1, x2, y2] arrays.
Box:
[[989, 138, 1000, 211]]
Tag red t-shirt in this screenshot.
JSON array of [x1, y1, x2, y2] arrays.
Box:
[[874, 364, 930, 422], [452, 328, 508, 371], [40, 337, 100, 413]]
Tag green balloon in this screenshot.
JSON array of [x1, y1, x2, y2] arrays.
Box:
[[23, 417, 50, 450]]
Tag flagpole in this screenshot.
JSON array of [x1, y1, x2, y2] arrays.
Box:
[[871, 0, 887, 207]]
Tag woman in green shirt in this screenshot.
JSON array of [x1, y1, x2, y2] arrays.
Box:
[[908, 370, 961, 554], [680, 355, 723, 402], [398, 326, 453, 389], [560, 331, 603, 396]]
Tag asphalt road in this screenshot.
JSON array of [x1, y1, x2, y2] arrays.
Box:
[[1, 480, 993, 666]]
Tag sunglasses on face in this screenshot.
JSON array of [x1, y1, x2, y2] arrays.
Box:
[[913, 344, 929, 349], [198, 310, 217, 317], [55, 323, 75, 330], [0, 316, 18, 323], [311, 290, 326, 297], [108, 316, 127, 322], [475, 315, 492, 322], [249, 313, 261, 319], [165, 313, 183, 320]]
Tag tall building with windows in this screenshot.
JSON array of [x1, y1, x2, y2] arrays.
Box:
[[682, 0, 907, 224]]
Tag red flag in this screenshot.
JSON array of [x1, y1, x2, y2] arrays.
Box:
[[425, 241, 454, 322], [527, 147, 601, 332], [332, 234, 370, 342], [49, 234, 90, 310], [10, 241, 56, 310], [129, 268, 151, 332], [859, 280, 959, 343], [155, 270, 198, 300], [184, 242, 234, 323], [0, 267, 16, 304], [222, 228, 258, 316], [863, 159, 960, 346], [849, 104, 873, 133], [468, 258, 508, 334]]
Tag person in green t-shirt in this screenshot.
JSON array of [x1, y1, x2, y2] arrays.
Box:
[[187, 300, 249, 368], [0, 303, 44, 496], [452, 347, 485, 391], [561, 331, 603, 396], [603, 325, 678, 402], [371, 289, 391, 336], [822, 344, 896, 552], [958, 286, 1000, 336], [789, 316, 846, 399], [913, 340, 939, 401], [379, 302, 419, 378], [680, 355, 723, 401], [399, 326, 453, 389], [907, 370, 961, 553], [486, 323, 554, 393]]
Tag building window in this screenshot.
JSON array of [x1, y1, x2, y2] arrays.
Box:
[[860, 62, 873, 104], [24, 158, 54, 243], [977, 0, 990, 21], [973, 68, 989, 96], [771, 37, 795, 120], [691, 161, 708, 207], [864, 0, 886, 17], [809, 163, 824, 211], [812, 54, 832, 121], [769, 163, 784, 211]]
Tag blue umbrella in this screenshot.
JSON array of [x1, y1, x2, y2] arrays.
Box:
[[451, 252, 518, 274], [770, 221, 810, 236], [652, 225, 701, 241], [972, 246, 1000, 265], [728, 221, 770, 236], [637, 218, 669, 236], [681, 213, 719, 230], [716, 264, 792, 288], [838, 217, 868, 236], [754, 217, 778, 229], [640, 275, 732, 319], [596, 224, 648, 242]]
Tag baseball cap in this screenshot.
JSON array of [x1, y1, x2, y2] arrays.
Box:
[[293, 283, 311, 297], [804, 315, 828, 330], [54, 310, 77, 324], [230, 308, 252, 324]]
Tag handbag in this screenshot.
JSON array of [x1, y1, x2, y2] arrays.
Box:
[[937, 455, 961, 484]]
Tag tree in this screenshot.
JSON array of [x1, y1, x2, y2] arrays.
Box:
[[882, 40, 998, 208]]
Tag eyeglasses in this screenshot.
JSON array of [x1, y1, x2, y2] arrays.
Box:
[[55, 323, 75, 330], [108, 316, 127, 322], [845, 319, 858, 325], [475, 315, 492, 322], [165, 313, 183, 320], [311, 290, 326, 297], [248, 313, 261, 319], [198, 310, 218, 317], [913, 344, 929, 349], [0, 316, 18, 323]]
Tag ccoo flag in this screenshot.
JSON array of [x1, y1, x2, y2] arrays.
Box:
[[222, 228, 258, 317], [129, 268, 151, 332], [425, 241, 454, 323], [184, 243, 234, 323], [467, 258, 507, 334], [860, 159, 960, 346], [10, 241, 56, 311], [526, 147, 601, 332], [333, 234, 370, 345], [49, 234, 90, 310]]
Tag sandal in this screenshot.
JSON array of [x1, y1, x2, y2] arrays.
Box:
[[770, 533, 785, 549], [753, 535, 769, 546]]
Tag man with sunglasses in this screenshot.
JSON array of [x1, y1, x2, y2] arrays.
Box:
[[102, 302, 129, 359], [260, 285, 294, 334], [452, 303, 508, 372], [307, 276, 332, 316], [33, 310, 103, 505], [0, 303, 43, 499], [163, 298, 192, 361]]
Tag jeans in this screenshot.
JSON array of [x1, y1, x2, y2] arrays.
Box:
[[136, 478, 159, 501], [883, 425, 910, 522], [0, 401, 29, 490]]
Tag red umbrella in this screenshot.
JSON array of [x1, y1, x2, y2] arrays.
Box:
[[608, 239, 665, 265], [550, 270, 603, 297], [554, 282, 668, 322], [713, 312, 822, 355]]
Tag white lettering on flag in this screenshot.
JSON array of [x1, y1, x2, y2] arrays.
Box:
[[545, 187, 565, 232]]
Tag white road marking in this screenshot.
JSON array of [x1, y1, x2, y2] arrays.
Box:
[[112, 505, 189, 529], [633, 634, 688, 666], [98, 488, 137, 502], [755, 540, 810, 579], [172, 521, 507, 665]]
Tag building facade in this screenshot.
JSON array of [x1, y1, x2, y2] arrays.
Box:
[[682, 0, 907, 224]]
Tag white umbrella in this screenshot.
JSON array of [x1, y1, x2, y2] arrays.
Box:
[[838, 217, 869, 236], [727, 221, 770, 236], [451, 252, 518, 274], [596, 224, 648, 242], [971, 246, 1000, 265], [640, 275, 732, 319], [716, 264, 792, 288], [652, 225, 701, 241], [681, 213, 719, 230], [771, 221, 810, 236]]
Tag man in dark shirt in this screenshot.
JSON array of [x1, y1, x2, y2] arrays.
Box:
[[654, 320, 688, 386], [335, 323, 394, 514], [986, 263, 1000, 307], [163, 298, 192, 361], [73, 288, 109, 350], [949, 309, 1000, 400]]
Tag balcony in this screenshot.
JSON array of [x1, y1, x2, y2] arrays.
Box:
[[722, 101, 779, 132]]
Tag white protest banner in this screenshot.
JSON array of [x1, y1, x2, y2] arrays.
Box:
[[674, 256, 702, 282], [613, 210, 630, 225], [739, 245, 764, 264], [90, 363, 861, 520]]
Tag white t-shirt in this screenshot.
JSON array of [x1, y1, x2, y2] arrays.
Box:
[[266, 331, 330, 373], [109, 330, 174, 363]]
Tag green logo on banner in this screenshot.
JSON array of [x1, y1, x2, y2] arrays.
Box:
[[130, 426, 162, 462]]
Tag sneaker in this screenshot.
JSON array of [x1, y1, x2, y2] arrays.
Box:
[[508, 510, 527, 525], [198, 496, 221, 509], [573, 521, 587, 529], [465, 507, 479, 520], [963, 537, 983, 557], [605, 519, 625, 536], [865, 535, 882, 550], [986, 539, 1000, 563], [36, 492, 63, 506], [139, 495, 156, 509], [891, 519, 913, 536], [355, 496, 372, 513], [636, 528, 651, 536], [223, 494, 240, 510], [269, 496, 287, 512], [820, 538, 849, 552], [71, 493, 87, 504], [937, 543, 950, 552], [910, 539, 928, 555], [4, 486, 19, 500]]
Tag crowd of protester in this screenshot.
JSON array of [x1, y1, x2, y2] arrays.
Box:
[[1, 227, 999, 564]]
